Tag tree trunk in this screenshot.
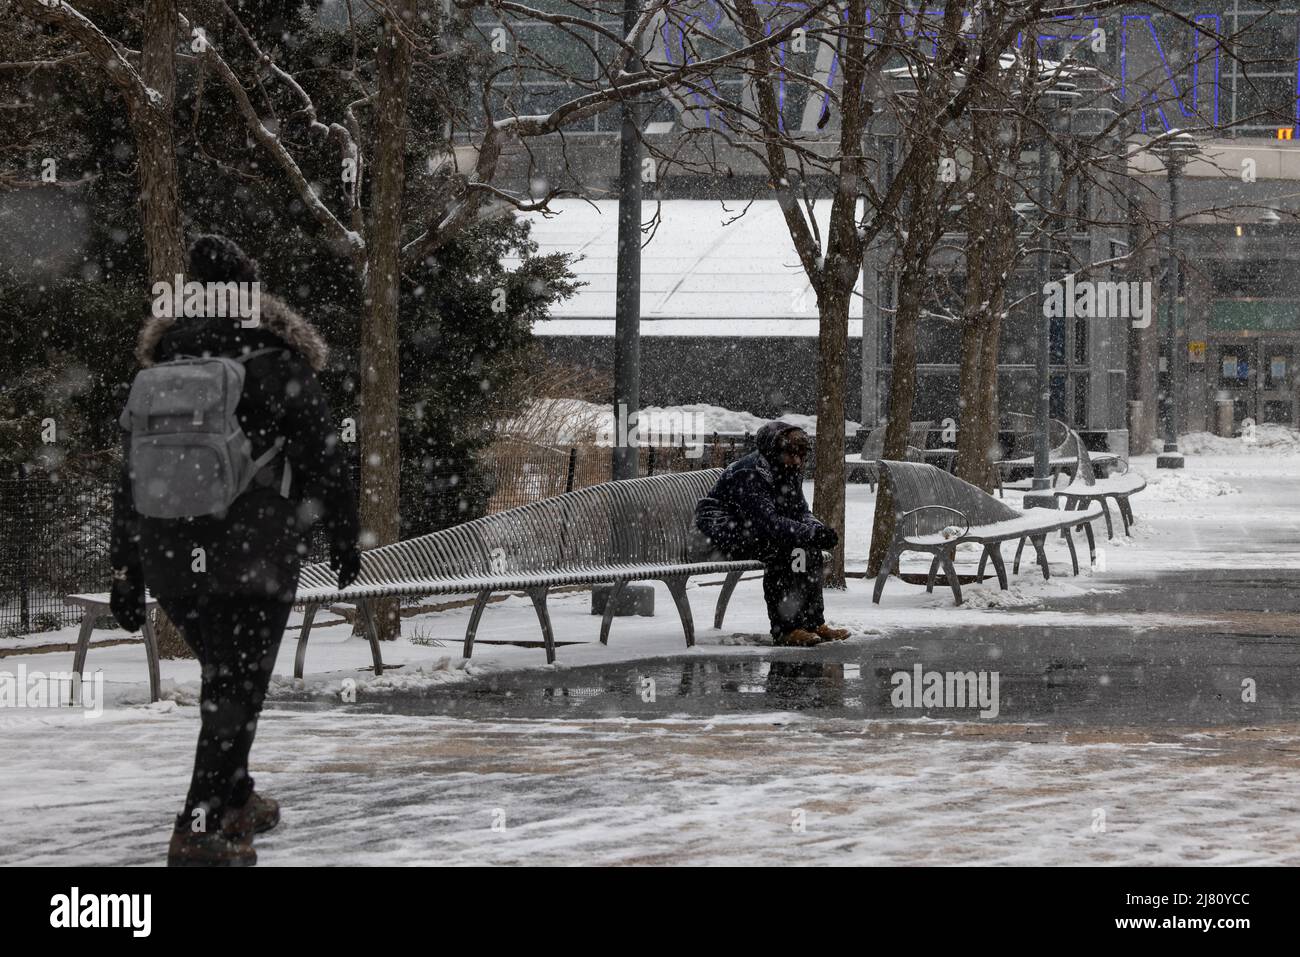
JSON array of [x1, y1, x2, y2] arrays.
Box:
[[953, 316, 988, 484], [813, 285, 851, 588], [131, 0, 183, 282], [975, 300, 1004, 489], [357, 0, 414, 640], [137, 0, 187, 655], [867, 251, 927, 577]]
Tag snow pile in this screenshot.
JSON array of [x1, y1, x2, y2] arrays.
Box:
[[267, 655, 477, 699], [1139, 469, 1240, 502], [1178, 424, 1300, 456], [506, 398, 860, 441], [956, 583, 1051, 609], [916, 575, 1122, 610]]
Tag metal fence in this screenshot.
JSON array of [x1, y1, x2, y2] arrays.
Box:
[[0, 477, 114, 637], [0, 433, 759, 636]]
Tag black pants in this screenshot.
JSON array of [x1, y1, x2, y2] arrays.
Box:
[[157, 592, 292, 831], [698, 526, 826, 636]]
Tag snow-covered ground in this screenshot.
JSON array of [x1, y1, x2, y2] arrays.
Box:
[[1, 434, 1291, 706], [1, 431, 1297, 864]]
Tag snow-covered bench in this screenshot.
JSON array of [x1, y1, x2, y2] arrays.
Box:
[[871, 460, 1102, 606], [1053, 430, 1146, 539], [65, 592, 161, 703], [292, 469, 763, 672], [997, 415, 1118, 490]]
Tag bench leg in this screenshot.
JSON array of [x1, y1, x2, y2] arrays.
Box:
[[1031, 535, 1051, 580], [872, 544, 902, 604], [1063, 527, 1079, 576], [600, 579, 627, 645], [525, 586, 556, 664], [661, 576, 695, 649], [1121, 495, 1137, 527], [294, 603, 319, 679], [141, 615, 161, 703], [1013, 537, 1026, 574], [713, 570, 744, 630], [70, 611, 96, 706], [1116, 496, 1134, 535], [988, 543, 1009, 590], [939, 548, 963, 605], [462, 590, 492, 659], [358, 600, 385, 676], [925, 553, 943, 594]]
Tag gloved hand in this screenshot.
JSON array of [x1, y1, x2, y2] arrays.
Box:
[[809, 524, 839, 551], [331, 544, 362, 591], [109, 564, 147, 632]]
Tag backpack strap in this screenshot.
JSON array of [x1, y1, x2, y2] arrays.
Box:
[[234, 346, 288, 364]]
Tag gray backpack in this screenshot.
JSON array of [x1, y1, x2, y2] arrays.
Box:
[[120, 348, 291, 519]]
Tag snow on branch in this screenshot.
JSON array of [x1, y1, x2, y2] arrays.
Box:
[[177, 10, 364, 261], [12, 0, 154, 113]]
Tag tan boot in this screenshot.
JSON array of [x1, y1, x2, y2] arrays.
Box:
[[222, 791, 281, 842], [167, 827, 256, 867], [814, 624, 851, 641], [774, 628, 823, 647]]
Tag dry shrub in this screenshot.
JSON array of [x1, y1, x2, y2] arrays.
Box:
[[483, 355, 614, 511]]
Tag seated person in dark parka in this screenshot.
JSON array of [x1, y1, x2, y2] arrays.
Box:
[[694, 421, 850, 646]]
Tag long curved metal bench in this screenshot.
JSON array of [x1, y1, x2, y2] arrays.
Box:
[[872, 461, 1102, 606], [292, 469, 763, 672], [1053, 430, 1146, 539]]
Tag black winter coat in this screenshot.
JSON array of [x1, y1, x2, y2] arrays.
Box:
[[110, 297, 359, 602], [694, 420, 822, 556]]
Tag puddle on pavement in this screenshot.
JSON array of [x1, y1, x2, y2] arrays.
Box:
[[276, 649, 1300, 728]]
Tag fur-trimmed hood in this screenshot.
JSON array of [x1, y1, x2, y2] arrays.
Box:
[[135, 294, 329, 371]]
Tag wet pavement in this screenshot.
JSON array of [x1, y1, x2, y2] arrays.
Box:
[[277, 566, 1300, 728]]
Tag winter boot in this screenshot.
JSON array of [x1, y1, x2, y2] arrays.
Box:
[[223, 791, 281, 841], [167, 827, 256, 867], [814, 624, 851, 641], [774, 628, 824, 647]]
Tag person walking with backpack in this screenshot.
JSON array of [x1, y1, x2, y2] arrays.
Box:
[[109, 235, 361, 866]]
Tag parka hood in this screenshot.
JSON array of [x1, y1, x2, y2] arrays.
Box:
[[756, 420, 806, 468], [135, 293, 329, 371]]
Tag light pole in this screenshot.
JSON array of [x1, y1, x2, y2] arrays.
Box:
[[612, 0, 643, 481], [1026, 84, 1078, 510], [1154, 130, 1198, 469]]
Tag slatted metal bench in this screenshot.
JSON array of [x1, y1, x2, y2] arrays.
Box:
[[853, 421, 929, 492], [997, 415, 1118, 490], [1054, 429, 1147, 539], [871, 460, 1102, 606], [292, 469, 764, 672]]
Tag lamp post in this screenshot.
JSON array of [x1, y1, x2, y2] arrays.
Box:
[[1025, 83, 1079, 510], [1153, 130, 1199, 469], [612, 0, 643, 481]]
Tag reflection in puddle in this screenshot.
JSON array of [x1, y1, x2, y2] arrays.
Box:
[[515, 655, 1287, 725]]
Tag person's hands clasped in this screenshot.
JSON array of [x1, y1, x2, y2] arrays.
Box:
[[809, 524, 839, 551]]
